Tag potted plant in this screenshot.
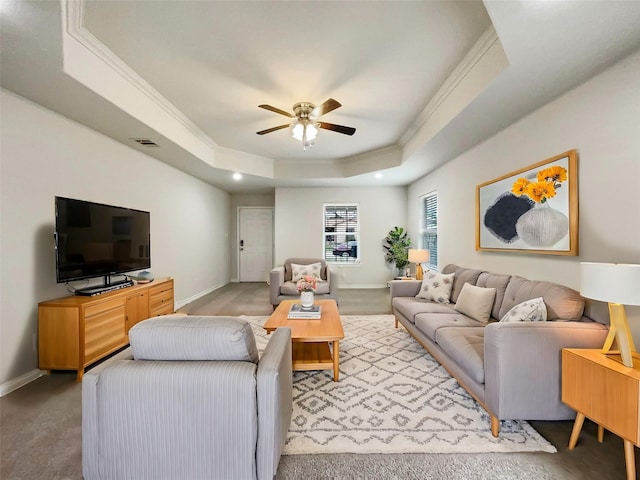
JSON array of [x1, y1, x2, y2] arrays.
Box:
[[383, 227, 412, 277]]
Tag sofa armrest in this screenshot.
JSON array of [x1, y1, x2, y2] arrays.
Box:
[[389, 279, 421, 298], [326, 266, 338, 294], [82, 371, 100, 480], [256, 327, 292, 480], [484, 321, 608, 420], [269, 266, 285, 305]]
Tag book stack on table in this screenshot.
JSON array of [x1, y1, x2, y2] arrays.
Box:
[[287, 304, 322, 319]]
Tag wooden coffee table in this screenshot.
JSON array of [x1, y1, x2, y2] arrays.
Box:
[[264, 299, 344, 381]]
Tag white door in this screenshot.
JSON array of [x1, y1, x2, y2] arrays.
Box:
[[239, 207, 274, 282]]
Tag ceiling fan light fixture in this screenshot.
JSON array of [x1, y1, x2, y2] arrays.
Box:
[[291, 120, 317, 150]]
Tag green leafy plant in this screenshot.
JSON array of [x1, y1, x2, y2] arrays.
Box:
[[383, 226, 412, 275]]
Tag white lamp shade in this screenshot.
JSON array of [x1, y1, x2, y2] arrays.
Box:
[[580, 262, 640, 306], [408, 249, 430, 264]]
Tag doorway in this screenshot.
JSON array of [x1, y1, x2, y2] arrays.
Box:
[[238, 207, 274, 282]]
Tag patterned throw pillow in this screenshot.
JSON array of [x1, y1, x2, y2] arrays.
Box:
[[291, 262, 322, 283], [499, 297, 548, 322], [415, 271, 455, 303]]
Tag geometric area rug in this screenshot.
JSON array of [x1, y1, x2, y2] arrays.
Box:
[[243, 315, 557, 455]]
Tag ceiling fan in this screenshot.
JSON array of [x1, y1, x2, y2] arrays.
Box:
[[256, 98, 356, 149]]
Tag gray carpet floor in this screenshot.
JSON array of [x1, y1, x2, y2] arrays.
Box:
[[1, 283, 635, 479]]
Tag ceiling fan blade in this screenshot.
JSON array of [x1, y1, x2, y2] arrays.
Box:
[[256, 124, 291, 135], [258, 104, 294, 118], [317, 122, 356, 136], [313, 98, 342, 117]]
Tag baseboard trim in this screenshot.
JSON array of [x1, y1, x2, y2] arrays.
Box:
[[175, 281, 229, 310], [0, 369, 47, 397]]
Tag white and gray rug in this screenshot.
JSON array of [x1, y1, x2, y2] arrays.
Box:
[[243, 314, 556, 455]]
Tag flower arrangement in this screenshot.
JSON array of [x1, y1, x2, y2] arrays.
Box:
[[511, 165, 567, 203], [296, 275, 318, 293]]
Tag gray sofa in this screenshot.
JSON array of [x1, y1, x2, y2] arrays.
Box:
[[82, 316, 292, 480], [269, 257, 338, 309], [391, 264, 609, 437]]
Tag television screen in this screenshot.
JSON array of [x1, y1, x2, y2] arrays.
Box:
[[55, 197, 150, 283]]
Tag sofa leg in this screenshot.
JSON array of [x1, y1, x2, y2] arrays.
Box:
[[395, 318, 398, 329], [490, 416, 500, 437]]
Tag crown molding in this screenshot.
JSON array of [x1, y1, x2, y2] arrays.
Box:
[[399, 25, 500, 147], [64, 0, 218, 151]]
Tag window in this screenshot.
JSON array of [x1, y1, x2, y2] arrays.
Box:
[[421, 192, 438, 270], [323, 203, 359, 263]]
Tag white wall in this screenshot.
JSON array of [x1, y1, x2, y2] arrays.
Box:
[[0, 90, 231, 388], [408, 50, 640, 335], [274, 187, 408, 288], [229, 193, 275, 282]]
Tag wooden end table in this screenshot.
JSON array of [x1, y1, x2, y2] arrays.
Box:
[[264, 299, 344, 381], [562, 348, 640, 480]]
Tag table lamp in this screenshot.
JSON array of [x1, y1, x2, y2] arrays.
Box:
[[408, 249, 430, 280], [580, 262, 640, 368]]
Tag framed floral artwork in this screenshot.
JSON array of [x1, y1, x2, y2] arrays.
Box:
[[476, 149, 578, 255]]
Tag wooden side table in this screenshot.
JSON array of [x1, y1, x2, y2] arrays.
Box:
[[562, 348, 640, 480]]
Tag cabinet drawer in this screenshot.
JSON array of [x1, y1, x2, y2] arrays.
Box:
[[85, 298, 125, 319], [84, 304, 126, 363], [150, 284, 173, 316], [149, 281, 173, 297], [150, 298, 173, 316]]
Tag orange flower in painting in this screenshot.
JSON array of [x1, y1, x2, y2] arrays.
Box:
[[525, 181, 556, 203], [511, 163, 567, 203], [511, 178, 530, 196], [537, 166, 567, 183]]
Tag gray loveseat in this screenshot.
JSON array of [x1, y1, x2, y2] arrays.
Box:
[[391, 264, 608, 437], [82, 316, 292, 480]]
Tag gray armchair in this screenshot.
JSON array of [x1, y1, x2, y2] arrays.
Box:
[[269, 257, 338, 309], [82, 316, 292, 480]]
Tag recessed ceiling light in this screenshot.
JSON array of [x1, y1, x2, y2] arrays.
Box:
[[233, 172, 242, 181], [375, 173, 383, 179]]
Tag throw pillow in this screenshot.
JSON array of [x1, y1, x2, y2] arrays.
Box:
[[291, 262, 322, 283], [415, 271, 455, 303], [500, 297, 548, 322], [453, 283, 497, 324]]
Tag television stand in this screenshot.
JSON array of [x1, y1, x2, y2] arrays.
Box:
[[75, 276, 134, 296], [38, 277, 174, 381]]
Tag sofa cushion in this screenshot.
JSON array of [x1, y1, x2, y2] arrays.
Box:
[[499, 276, 585, 321], [291, 262, 322, 282], [392, 297, 455, 324], [416, 271, 455, 303], [414, 310, 484, 342], [500, 297, 548, 322], [454, 283, 496, 324], [442, 265, 483, 303], [435, 327, 486, 384], [476, 272, 512, 321], [129, 316, 259, 363], [281, 280, 329, 295]]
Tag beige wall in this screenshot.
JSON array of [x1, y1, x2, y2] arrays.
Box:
[[274, 187, 408, 288], [0, 90, 231, 389], [408, 50, 640, 337]]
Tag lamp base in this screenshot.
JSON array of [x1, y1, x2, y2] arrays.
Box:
[[602, 303, 636, 368], [416, 264, 424, 281]]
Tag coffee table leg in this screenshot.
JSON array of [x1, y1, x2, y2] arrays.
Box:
[[332, 340, 340, 381]]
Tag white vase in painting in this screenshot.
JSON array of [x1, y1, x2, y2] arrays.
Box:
[[516, 201, 568, 247]]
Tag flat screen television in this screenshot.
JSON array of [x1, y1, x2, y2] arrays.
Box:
[[54, 196, 150, 288]]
